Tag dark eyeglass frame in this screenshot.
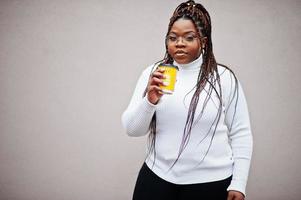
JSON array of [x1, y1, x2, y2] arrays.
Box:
[[166, 33, 201, 44]]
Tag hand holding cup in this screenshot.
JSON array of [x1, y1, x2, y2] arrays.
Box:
[[147, 68, 165, 105], [147, 64, 178, 104]]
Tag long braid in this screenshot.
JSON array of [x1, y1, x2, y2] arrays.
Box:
[[146, 0, 239, 169]]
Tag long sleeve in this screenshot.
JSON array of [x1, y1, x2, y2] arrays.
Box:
[[223, 71, 253, 196], [121, 66, 157, 137], [123, 60, 253, 193]]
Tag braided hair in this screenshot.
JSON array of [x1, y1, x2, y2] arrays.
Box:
[[145, 0, 239, 169]]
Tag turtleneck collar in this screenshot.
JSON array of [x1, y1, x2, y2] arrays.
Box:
[[173, 55, 203, 71]]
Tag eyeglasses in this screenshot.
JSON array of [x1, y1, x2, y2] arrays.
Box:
[[166, 34, 200, 44]]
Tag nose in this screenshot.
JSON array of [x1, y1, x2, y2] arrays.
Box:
[[175, 37, 185, 47]]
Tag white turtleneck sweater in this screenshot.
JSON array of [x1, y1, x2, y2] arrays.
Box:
[[122, 56, 253, 196]]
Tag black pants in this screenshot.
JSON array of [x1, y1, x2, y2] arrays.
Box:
[[133, 163, 232, 200]]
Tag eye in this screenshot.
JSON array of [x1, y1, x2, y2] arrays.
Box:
[[167, 35, 177, 42], [184, 35, 196, 42]]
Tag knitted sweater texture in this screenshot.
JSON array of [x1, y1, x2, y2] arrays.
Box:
[[122, 56, 253, 196]]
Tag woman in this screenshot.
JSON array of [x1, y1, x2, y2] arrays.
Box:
[[122, 1, 253, 199]]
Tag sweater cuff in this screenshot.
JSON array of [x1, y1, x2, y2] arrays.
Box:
[[227, 179, 247, 197], [142, 96, 157, 112]]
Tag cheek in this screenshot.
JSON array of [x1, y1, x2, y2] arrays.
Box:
[[192, 45, 201, 56], [167, 45, 174, 55], [167, 44, 172, 52]]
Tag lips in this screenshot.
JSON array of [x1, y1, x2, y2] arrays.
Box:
[[175, 50, 187, 56]]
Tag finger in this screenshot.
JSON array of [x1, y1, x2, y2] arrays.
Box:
[[232, 191, 244, 200], [156, 67, 165, 72], [227, 192, 234, 200], [148, 85, 163, 93], [236, 194, 244, 200], [152, 71, 165, 79], [234, 195, 242, 200], [228, 191, 244, 200], [150, 77, 164, 86]]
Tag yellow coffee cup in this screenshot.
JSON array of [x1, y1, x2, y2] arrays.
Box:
[[158, 64, 179, 94]]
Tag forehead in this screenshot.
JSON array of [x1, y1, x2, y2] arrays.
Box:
[[169, 18, 197, 34]]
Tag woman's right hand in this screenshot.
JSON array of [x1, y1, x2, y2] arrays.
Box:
[[147, 68, 165, 104]]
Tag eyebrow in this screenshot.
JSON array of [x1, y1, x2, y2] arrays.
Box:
[[169, 31, 197, 35]]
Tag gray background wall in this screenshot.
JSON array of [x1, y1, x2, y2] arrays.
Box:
[[0, 0, 300, 199]]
